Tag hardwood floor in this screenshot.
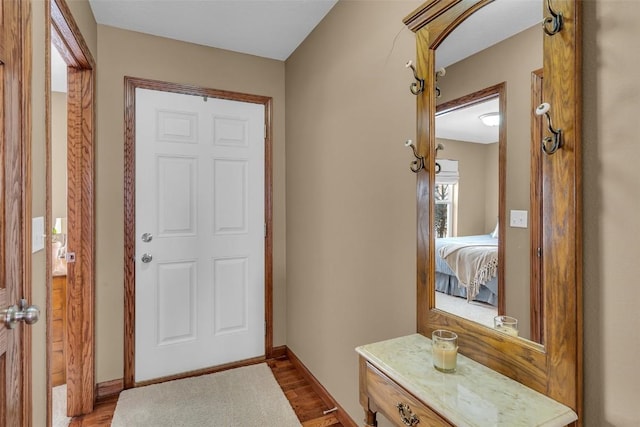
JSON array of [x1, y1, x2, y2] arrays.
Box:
[[65, 356, 345, 427], [267, 358, 343, 427], [68, 395, 118, 427]]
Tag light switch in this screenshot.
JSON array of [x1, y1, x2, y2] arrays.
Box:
[[32, 216, 45, 253], [509, 210, 528, 228]]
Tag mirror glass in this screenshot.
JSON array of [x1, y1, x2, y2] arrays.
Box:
[[434, 90, 502, 329], [432, 0, 543, 342]]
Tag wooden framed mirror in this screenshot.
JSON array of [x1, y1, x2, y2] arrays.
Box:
[[405, 0, 582, 421]]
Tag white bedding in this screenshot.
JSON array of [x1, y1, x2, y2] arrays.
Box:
[[437, 241, 498, 301]]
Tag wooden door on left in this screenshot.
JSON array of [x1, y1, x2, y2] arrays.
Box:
[[1, 0, 33, 425]]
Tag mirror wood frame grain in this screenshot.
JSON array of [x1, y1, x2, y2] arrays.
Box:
[[405, 0, 582, 422]]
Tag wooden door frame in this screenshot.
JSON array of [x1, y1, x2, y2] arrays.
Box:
[[1, 0, 32, 424], [123, 77, 274, 388], [46, 0, 96, 418], [530, 69, 544, 343]]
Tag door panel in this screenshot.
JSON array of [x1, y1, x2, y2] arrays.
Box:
[[157, 261, 197, 345], [1, 0, 28, 424], [213, 159, 248, 234], [157, 156, 197, 235], [135, 89, 265, 382], [213, 256, 249, 334]]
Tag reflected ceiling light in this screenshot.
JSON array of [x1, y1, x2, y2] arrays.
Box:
[[479, 112, 500, 127]]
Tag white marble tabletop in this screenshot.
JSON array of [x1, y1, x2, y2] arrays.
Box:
[[356, 334, 577, 427]]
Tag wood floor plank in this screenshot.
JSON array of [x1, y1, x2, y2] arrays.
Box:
[[302, 413, 341, 427], [64, 356, 344, 427]]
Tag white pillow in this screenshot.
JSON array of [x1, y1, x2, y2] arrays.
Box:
[[490, 222, 499, 239]]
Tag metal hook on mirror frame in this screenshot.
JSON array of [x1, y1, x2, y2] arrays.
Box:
[[435, 143, 444, 173], [542, 0, 563, 36], [535, 102, 563, 154], [404, 139, 425, 173], [405, 60, 425, 95], [435, 67, 446, 98]]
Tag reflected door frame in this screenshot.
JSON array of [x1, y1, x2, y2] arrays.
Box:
[[530, 69, 544, 343]]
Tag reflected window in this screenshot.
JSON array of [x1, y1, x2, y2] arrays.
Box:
[[435, 158, 459, 238], [435, 183, 455, 237]]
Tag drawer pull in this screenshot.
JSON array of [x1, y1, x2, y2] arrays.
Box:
[[396, 402, 420, 426]]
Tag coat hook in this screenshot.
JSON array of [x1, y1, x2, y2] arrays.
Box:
[[405, 60, 425, 95], [404, 139, 425, 173], [435, 143, 444, 173], [535, 102, 563, 154], [435, 68, 446, 98], [405, 61, 446, 97], [542, 0, 563, 36]]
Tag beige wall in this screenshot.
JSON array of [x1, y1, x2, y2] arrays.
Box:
[[31, 2, 47, 424], [94, 25, 287, 382], [66, 0, 97, 59], [583, 2, 640, 426], [285, 1, 420, 423], [437, 138, 498, 236], [286, 1, 640, 425], [26, 1, 640, 426], [484, 142, 499, 233]]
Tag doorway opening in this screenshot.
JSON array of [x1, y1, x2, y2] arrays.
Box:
[[47, 0, 95, 424]]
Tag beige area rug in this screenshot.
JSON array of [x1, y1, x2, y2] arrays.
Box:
[[111, 363, 301, 427], [52, 384, 72, 427]]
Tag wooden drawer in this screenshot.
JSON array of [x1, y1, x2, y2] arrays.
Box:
[[364, 362, 452, 427]]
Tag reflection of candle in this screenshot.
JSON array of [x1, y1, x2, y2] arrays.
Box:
[[433, 341, 457, 372], [496, 325, 519, 337]]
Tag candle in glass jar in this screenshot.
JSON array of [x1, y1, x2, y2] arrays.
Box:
[[432, 330, 458, 373], [433, 341, 457, 372], [494, 315, 518, 337], [495, 325, 519, 337]]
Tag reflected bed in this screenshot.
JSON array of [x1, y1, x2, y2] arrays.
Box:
[[435, 234, 498, 306]]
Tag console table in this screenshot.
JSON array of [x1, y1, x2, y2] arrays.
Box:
[[357, 334, 577, 427]]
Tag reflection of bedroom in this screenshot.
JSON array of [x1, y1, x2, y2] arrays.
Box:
[[432, 23, 541, 340], [435, 137, 498, 328]]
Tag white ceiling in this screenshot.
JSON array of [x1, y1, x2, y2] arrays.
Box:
[[88, 0, 338, 61], [53, 0, 542, 129], [436, 0, 542, 69], [435, 0, 542, 144], [436, 98, 500, 144], [84, 0, 540, 64]]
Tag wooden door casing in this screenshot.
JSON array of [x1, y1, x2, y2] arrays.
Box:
[[123, 77, 274, 388], [134, 89, 266, 382], [48, 0, 96, 418]]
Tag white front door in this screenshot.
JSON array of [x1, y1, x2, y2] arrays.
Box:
[[135, 88, 265, 382]]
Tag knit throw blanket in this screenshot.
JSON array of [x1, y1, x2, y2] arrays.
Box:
[[438, 242, 498, 301]]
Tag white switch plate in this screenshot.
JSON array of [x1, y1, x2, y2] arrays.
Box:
[[510, 210, 528, 228], [32, 216, 45, 253]]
